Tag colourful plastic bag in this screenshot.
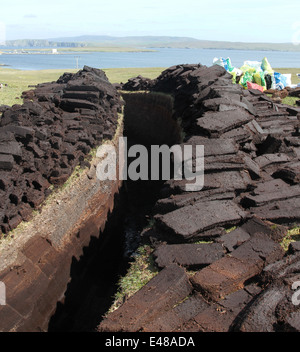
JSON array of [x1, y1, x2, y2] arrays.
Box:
[[213, 57, 243, 84], [225, 57, 235, 72], [253, 71, 266, 90], [213, 57, 229, 70], [214, 56, 280, 90], [240, 71, 254, 88], [240, 64, 252, 73], [230, 70, 237, 84], [247, 81, 264, 92], [274, 72, 287, 90], [282, 74, 292, 87], [244, 60, 262, 71], [261, 57, 273, 75]]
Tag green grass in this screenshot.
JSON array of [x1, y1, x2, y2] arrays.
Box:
[[0, 68, 77, 106], [281, 226, 300, 251], [225, 226, 237, 234], [281, 96, 299, 107], [267, 93, 299, 107], [107, 244, 159, 314]]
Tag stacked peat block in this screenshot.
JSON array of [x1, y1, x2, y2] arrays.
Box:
[[99, 64, 300, 332], [0, 66, 122, 236], [121, 75, 155, 91], [266, 86, 300, 107]]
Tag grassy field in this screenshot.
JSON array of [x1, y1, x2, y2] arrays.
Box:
[[0, 66, 299, 107], [0, 67, 165, 106]]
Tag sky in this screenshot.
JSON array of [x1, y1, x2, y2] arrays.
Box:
[[0, 0, 300, 43]]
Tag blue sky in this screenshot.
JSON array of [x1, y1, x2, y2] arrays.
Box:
[[0, 0, 299, 42]]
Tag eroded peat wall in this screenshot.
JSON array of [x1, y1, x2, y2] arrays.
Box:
[[0, 66, 123, 332]]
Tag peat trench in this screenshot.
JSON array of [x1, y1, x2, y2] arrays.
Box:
[[48, 92, 179, 331], [48, 180, 163, 332], [0, 64, 300, 332]]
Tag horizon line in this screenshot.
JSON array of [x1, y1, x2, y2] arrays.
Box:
[[2, 35, 295, 45]]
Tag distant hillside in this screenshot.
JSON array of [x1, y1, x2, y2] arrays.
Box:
[[2, 39, 86, 48], [2, 35, 300, 52], [178, 40, 300, 52], [48, 35, 200, 45]]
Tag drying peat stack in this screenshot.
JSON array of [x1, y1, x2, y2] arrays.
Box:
[[0, 66, 122, 237], [99, 64, 300, 333]]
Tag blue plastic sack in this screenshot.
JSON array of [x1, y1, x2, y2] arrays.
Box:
[[213, 57, 229, 71], [274, 72, 287, 90]]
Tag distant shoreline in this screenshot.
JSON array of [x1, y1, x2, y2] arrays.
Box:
[[0, 47, 157, 54], [1, 46, 300, 53]]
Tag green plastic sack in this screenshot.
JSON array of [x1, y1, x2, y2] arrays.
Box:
[[230, 70, 237, 84], [253, 71, 266, 90], [240, 64, 254, 73], [226, 58, 235, 72], [240, 71, 254, 88], [261, 57, 273, 75]]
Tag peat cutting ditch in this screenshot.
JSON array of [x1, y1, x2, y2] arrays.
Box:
[[0, 64, 300, 332], [48, 91, 180, 332]]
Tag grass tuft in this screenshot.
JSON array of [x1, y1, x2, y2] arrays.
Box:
[[107, 244, 159, 314], [281, 226, 300, 251]]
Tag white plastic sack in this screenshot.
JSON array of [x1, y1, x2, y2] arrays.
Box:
[[230, 67, 243, 76], [282, 74, 292, 87], [243, 60, 262, 71], [274, 72, 288, 90], [213, 57, 228, 70]]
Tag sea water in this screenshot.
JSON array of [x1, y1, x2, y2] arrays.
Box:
[[0, 47, 299, 70]]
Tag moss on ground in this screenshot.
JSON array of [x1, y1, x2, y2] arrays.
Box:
[[107, 244, 159, 314], [281, 226, 300, 252]]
